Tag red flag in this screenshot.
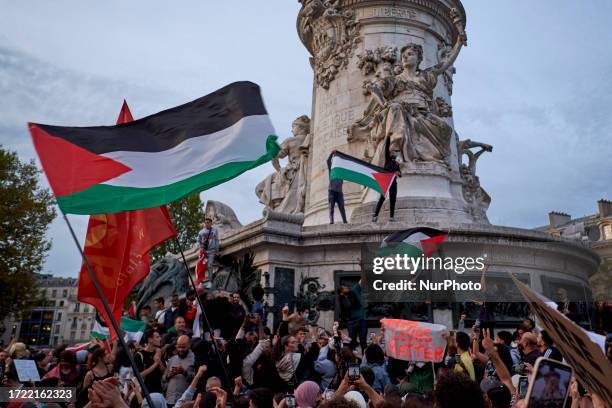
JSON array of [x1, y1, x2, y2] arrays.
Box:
[[195, 249, 208, 286], [77, 101, 177, 340]]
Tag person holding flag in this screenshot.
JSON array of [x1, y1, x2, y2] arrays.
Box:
[[373, 139, 401, 222], [328, 146, 397, 223], [327, 150, 348, 224]]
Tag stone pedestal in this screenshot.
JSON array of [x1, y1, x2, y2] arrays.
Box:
[[182, 218, 600, 330]]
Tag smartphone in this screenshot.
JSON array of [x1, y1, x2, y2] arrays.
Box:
[[517, 376, 529, 399], [285, 394, 296, 408], [348, 364, 360, 384], [524, 357, 572, 408]]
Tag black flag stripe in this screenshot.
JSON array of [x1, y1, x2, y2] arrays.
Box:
[[33, 81, 268, 154]]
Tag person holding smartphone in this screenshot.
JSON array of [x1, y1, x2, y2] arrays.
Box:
[[164, 335, 195, 405]]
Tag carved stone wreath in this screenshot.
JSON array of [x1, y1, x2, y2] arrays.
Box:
[[298, 0, 361, 89], [356, 46, 399, 76]]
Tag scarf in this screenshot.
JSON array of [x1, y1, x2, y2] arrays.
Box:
[[275, 352, 301, 382]]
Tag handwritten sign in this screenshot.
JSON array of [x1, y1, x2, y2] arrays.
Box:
[[13, 359, 41, 382], [381, 318, 447, 362], [512, 275, 612, 407]]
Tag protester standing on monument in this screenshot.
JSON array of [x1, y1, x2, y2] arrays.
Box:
[[198, 217, 220, 287], [372, 140, 401, 222], [327, 151, 348, 224]]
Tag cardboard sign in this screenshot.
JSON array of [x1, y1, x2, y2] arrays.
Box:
[[381, 318, 447, 362], [13, 359, 41, 382], [512, 276, 612, 406]]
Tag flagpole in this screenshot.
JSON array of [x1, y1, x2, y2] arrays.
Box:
[[61, 212, 156, 408], [174, 238, 234, 394]]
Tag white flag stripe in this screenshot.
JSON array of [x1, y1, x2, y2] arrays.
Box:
[[102, 115, 274, 188], [331, 155, 378, 179]]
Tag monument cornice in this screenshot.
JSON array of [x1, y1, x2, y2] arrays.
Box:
[[216, 219, 599, 273], [297, 0, 466, 57]]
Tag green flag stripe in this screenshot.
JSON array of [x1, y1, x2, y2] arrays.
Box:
[[56, 135, 280, 214], [330, 167, 383, 194], [120, 317, 147, 333]]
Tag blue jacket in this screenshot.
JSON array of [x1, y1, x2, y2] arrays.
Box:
[[361, 361, 390, 393]]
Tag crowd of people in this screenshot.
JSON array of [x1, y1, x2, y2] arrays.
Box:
[[1, 282, 611, 408]]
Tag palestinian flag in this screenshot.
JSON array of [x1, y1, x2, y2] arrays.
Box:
[[29, 81, 280, 214], [380, 227, 447, 258], [329, 151, 396, 196], [92, 315, 147, 344]]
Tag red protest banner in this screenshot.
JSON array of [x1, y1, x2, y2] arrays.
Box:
[[381, 318, 447, 362]]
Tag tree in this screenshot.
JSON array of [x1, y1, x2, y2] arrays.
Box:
[[151, 194, 205, 262], [0, 147, 56, 320]]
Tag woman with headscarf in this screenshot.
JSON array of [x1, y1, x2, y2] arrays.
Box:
[[294, 381, 321, 408], [274, 335, 301, 390]]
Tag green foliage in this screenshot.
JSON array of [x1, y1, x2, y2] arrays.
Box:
[[150, 194, 205, 262], [0, 147, 56, 319]]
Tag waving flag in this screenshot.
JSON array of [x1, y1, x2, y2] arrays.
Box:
[[92, 315, 147, 344], [29, 81, 279, 214], [381, 227, 447, 258], [77, 101, 177, 341], [329, 151, 396, 196]]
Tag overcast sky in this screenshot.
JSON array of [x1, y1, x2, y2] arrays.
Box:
[[1, 1, 610, 278]]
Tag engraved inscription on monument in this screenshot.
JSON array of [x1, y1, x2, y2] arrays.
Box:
[[358, 7, 418, 20]]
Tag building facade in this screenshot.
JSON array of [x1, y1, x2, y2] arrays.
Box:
[[537, 199, 612, 300], [0, 274, 97, 349]]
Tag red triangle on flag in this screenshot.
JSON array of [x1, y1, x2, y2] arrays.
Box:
[[29, 124, 132, 197], [420, 234, 447, 257], [372, 172, 396, 196], [116, 100, 134, 125]]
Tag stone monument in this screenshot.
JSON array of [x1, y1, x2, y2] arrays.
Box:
[[296, 0, 490, 226], [181, 0, 600, 330]]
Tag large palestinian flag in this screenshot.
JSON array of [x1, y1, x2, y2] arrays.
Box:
[[329, 151, 396, 196], [29, 81, 280, 214]]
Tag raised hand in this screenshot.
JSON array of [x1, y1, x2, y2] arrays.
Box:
[[481, 329, 495, 354], [196, 364, 208, 378]]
